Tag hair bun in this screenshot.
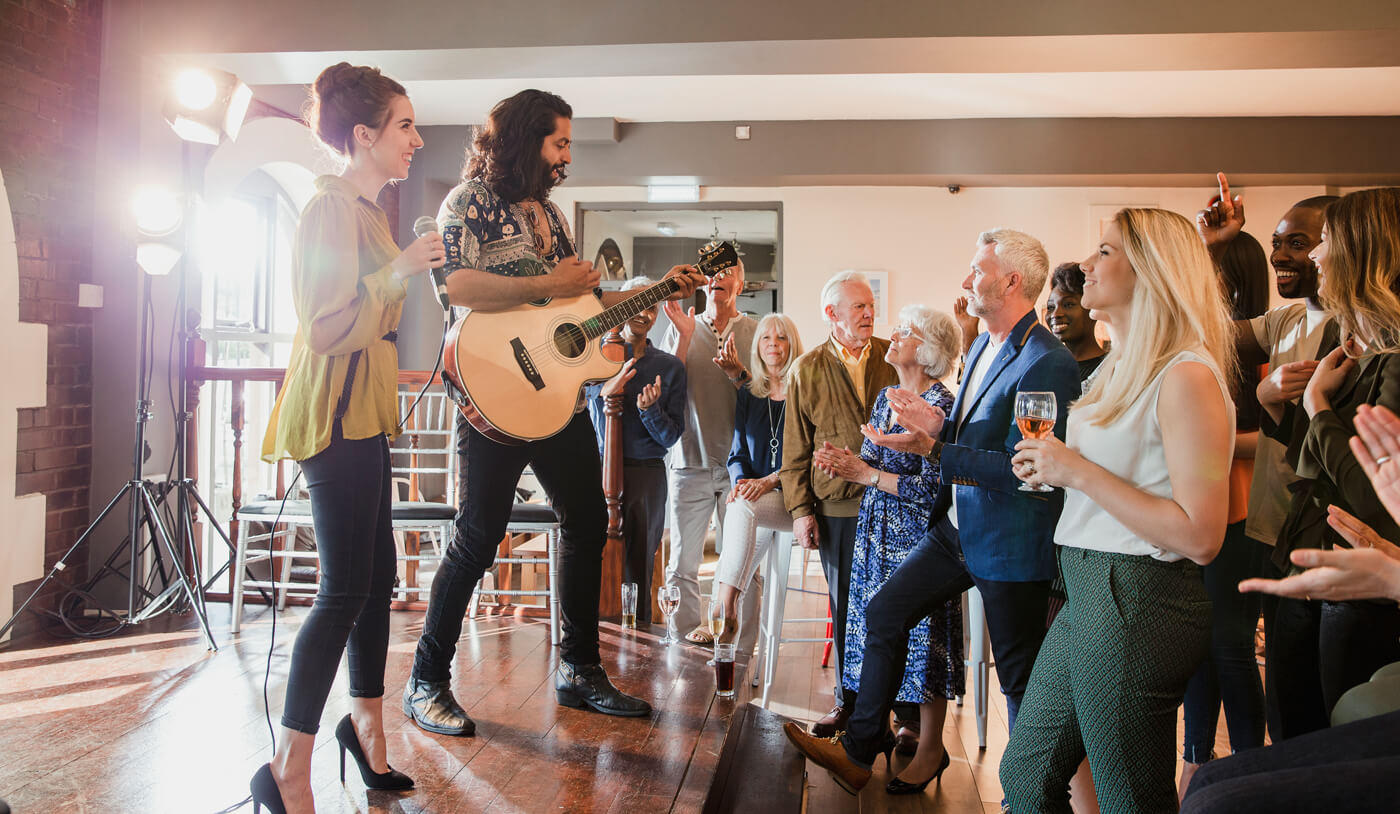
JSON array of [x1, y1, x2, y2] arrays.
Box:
[[313, 62, 360, 101], [306, 62, 407, 158]]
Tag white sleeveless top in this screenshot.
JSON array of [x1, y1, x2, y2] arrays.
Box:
[[1056, 350, 1234, 562]]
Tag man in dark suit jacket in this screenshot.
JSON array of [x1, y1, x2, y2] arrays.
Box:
[[785, 229, 1081, 792]]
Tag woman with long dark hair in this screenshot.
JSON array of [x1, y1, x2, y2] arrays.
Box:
[[254, 63, 444, 813], [1259, 187, 1400, 740]]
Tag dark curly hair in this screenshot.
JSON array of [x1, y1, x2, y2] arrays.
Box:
[[463, 89, 573, 203], [1049, 261, 1086, 296], [306, 62, 406, 157]]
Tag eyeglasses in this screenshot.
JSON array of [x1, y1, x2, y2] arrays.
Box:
[[894, 324, 917, 338]]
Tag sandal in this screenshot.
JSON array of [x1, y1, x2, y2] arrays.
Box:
[[684, 625, 714, 646]]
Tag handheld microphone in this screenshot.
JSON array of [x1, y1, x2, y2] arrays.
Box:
[[413, 215, 451, 311]]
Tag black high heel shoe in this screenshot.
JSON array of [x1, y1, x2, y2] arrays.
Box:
[[250, 763, 287, 814], [335, 714, 414, 791], [885, 748, 951, 795]]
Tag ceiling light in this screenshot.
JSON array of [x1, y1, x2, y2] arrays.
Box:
[[656, 221, 677, 236], [647, 184, 700, 203]]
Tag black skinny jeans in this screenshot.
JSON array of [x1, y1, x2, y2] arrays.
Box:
[[620, 460, 667, 625], [842, 517, 1050, 765], [281, 428, 397, 734], [1181, 521, 1267, 761], [413, 411, 608, 680], [1270, 594, 1400, 739]]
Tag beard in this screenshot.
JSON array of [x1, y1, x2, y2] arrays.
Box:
[[542, 161, 568, 192]]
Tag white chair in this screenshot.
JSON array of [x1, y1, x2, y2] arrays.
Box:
[[229, 390, 458, 633], [750, 533, 834, 707], [466, 469, 562, 646]]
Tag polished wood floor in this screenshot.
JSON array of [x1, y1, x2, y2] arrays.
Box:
[[0, 554, 1239, 813]]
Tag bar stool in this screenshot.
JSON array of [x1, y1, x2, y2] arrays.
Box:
[[964, 586, 994, 749], [751, 534, 834, 707]]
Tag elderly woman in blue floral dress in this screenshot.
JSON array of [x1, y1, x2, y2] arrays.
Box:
[[816, 304, 965, 795]]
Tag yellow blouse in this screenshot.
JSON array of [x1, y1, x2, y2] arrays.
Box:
[[261, 175, 406, 463]]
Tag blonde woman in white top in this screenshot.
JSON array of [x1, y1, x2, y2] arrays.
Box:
[[1000, 208, 1237, 814]]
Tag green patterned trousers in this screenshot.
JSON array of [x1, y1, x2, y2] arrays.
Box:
[[1001, 546, 1212, 814]]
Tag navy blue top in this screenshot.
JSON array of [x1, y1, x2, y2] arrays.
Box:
[[727, 386, 787, 483], [586, 340, 687, 461]]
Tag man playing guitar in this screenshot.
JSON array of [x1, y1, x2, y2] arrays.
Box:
[[404, 89, 705, 734]]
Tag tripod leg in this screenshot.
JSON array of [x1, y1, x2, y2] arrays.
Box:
[[0, 482, 135, 642], [186, 483, 271, 604], [139, 486, 218, 651]]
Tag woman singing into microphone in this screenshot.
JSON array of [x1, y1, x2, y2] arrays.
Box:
[[253, 62, 444, 814]]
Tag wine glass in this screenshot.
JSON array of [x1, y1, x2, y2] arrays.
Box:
[[705, 598, 725, 665], [657, 585, 681, 645], [1015, 391, 1057, 493]]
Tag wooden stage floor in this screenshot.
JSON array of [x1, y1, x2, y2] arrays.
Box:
[[0, 559, 1234, 813]]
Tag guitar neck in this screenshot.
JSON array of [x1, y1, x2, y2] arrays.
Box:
[[581, 277, 681, 340]]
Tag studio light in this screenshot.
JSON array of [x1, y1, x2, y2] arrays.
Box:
[[132, 186, 182, 236], [162, 66, 253, 145], [133, 186, 183, 275]]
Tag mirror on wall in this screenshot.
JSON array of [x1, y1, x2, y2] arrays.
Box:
[[576, 204, 781, 319]]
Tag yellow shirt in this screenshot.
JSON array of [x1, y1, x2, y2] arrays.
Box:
[[261, 175, 406, 462], [829, 338, 871, 404]]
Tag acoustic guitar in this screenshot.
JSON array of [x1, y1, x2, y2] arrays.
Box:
[[442, 241, 740, 443]]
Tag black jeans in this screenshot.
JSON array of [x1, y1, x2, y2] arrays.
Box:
[[282, 429, 397, 734], [817, 513, 858, 704], [1182, 521, 1267, 761], [621, 460, 667, 624], [1271, 595, 1400, 739], [842, 517, 1050, 764], [1181, 709, 1400, 813], [413, 412, 608, 680]]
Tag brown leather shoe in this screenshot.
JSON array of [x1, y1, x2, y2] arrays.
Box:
[[809, 704, 851, 738], [893, 718, 920, 756], [782, 721, 871, 794]]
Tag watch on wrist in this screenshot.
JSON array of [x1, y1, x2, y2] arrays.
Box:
[[868, 470, 880, 487]]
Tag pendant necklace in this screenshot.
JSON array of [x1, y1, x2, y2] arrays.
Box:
[[767, 396, 786, 469]]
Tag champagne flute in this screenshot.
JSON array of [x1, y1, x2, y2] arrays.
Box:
[[706, 599, 725, 666], [657, 585, 681, 645], [1015, 391, 1057, 493]]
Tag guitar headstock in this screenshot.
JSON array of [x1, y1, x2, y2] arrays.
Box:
[[697, 241, 740, 282]]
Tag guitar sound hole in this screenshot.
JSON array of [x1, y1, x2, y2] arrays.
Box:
[[552, 323, 587, 358]]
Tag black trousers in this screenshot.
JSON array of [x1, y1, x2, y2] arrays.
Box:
[[817, 513, 858, 704], [843, 517, 1050, 764], [282, 429, 397, 734], [413, 411, 608, 679], [1271, 595, 1400, 739], [1182, 709, 1400, 813], [621, 460, 667, 624]]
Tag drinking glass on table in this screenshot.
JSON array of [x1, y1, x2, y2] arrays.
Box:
[[657, 584, 680, 645], [1015, 391, 1057, 493], [713, 642, 737, 698], [705, 598, 725, 665], [621, 582, 638, 629]]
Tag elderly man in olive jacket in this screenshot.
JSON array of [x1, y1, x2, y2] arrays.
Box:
[[781, 270, 897, 736]]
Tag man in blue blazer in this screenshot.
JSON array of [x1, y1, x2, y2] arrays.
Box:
[[785, 229, 1081, 792]]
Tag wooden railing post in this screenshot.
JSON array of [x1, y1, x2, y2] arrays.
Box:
[[228, 378, 244, 596], [599, 328, 626, 618]]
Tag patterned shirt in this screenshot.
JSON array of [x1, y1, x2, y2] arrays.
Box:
[[437, 178, 574, 280]]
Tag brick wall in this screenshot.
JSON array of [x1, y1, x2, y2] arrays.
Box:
[[2, 0, 104, 619]]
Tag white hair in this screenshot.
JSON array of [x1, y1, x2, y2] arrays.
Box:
[[898, 304, 961, 380], [621, 275, 653, 292], [819, 270, 869, 325], [978, 228, 1050, 302]]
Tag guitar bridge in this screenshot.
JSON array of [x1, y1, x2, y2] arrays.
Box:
[[511, 337, 545, 391]]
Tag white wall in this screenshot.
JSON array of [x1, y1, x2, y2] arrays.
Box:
[[554, 183, 1324, 351]]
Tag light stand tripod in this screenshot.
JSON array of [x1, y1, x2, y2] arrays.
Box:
[[0, 266, 218, 650]]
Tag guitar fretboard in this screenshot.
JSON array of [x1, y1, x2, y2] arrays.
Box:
[[580, 278, 681, 340]]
